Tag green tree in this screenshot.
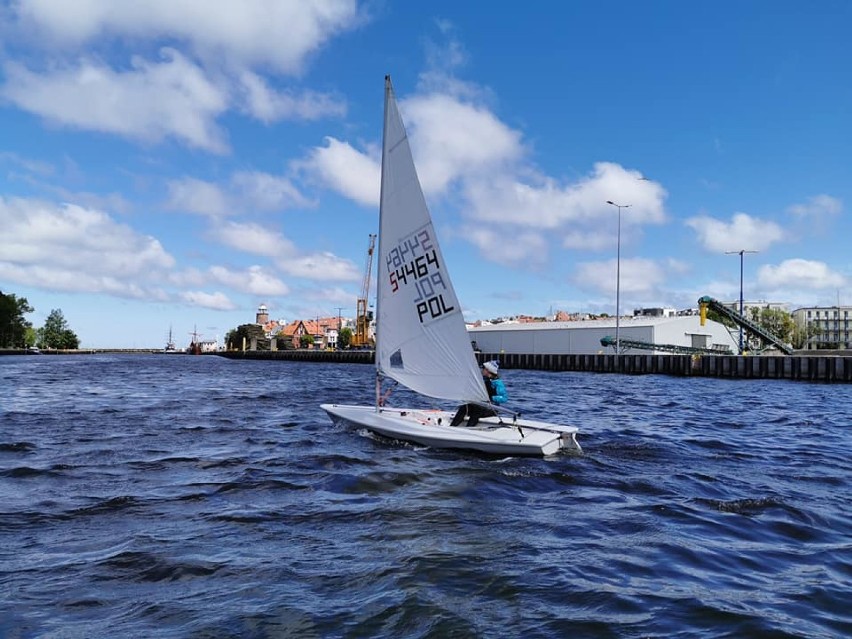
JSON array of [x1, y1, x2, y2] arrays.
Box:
[[755, 308, 795, 344], [338, 326, 353, 349], [299, 333, 314, 349], [0, 291, 34, 348], [226, 324, 251, 350], [38, 308, 80, 349], [791, 321, 818, 350], [706, 306, 736, 330]]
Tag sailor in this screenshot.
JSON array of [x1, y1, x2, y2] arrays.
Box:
[[450, 360, 507, 427]]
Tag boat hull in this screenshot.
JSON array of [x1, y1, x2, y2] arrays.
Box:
[[321, 404, 581, 457]]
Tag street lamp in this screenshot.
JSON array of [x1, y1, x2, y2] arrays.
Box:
[[725, 249, 758, 354], [606, 200, 631, 361]]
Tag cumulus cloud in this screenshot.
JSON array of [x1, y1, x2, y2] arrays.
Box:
[[299, 137, 381, 208], [787, 194, 842, 218], [463, 226, 548, 266], [1, 1, 363, 151], [166, 177, 232, 217], [231, 171, 314, 211], [573, 257, 666, 296], [758, 259, 845, 290], [297, 81, 668, 270], [685, 212, 785, 252], [180, 290, 237, 310], [209, 265, 290, 296], [401, 93, 524, 194], [465, 162, 667, 229], [166, 173, 313, 217], [276, 252, 360, 281], [9, 0, 363, 72], [562, 230, 614, 251], [238, 71, 346, 122], [208, 221, 298, 257], [0, 196, 175, 297], [2, 50, 230, 153], [207, 220, 359, 282]]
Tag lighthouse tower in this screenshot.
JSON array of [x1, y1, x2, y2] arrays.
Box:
[[256, 304, 269, 325]]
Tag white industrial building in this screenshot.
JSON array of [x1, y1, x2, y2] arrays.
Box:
[[468, 316, 738, 355]]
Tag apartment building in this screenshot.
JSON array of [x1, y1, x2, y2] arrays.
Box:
[[792, 306, 852, 351]]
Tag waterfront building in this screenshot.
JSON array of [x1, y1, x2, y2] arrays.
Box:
[[468, 316, 738, 356], [720, 300, 789, 316], [634, 307, 677, 318], [792, 305, 852, 351]]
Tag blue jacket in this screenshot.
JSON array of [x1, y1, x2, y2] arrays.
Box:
[[485, 376, 508, 405]]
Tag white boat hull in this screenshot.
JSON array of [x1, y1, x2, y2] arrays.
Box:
[[321, 404, 581, 457]]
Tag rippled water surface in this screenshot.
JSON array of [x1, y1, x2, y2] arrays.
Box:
[[1, 354, 850, 638]]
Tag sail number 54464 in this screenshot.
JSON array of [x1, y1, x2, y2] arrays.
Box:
[[389, 250, 440, 292]]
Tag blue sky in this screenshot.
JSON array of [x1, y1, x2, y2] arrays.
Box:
[[1, 0, 850, 349]]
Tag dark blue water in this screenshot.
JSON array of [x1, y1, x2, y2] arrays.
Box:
[[1, 354, 849, 638]]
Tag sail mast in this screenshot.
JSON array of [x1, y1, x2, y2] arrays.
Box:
[[375, 75, 392, 409]]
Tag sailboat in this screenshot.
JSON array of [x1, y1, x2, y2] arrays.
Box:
[[321, 76, 581, 456], [164, 326, 178, 354]]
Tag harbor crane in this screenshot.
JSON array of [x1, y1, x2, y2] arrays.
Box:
[[352, 234, 377, 348]]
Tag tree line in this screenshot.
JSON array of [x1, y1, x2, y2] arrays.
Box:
[[0, 291, 80, 349]]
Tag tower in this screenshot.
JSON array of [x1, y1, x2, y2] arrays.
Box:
[[256, 304, 269, 325]]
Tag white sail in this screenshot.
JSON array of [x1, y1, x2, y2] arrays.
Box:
[[375, 76, 489, 404]]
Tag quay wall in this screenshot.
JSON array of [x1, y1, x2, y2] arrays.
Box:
[[216, 350, 852, 383], [477, 352, 852, 383]]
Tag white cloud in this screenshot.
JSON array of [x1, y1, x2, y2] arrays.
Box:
[[238, 71, 346, 123], [2, 50, 230, 153], [0, 151, 55, 176], [10, 0, 363, 74], [685, 212, 785, 252], [181, 290, 237, 310], [402, 93, 524, 194], [463, 226, 548, 266], [758, 259, 845, 290], [300, 137, 380, 207], [297, 80, 668, 271], [1, 2, 364, 152], [209, 265, 290, 296], [0, 197, 174, 274], [231, 171, 314, 211], [276, 252, 360, 281], [208, 221, 298, 257], [562, 230, 613, 251], [167, 173, 312, 217], [574, 257, 666, 296], [465, 162, 667, 229], [0, 196, 176, 297], [787, 194, 842, 218], [166, 178, 231, 217], [207, 220, 359, 282]]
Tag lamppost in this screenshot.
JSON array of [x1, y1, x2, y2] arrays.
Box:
[[725, 249, 758, 354], [606, 200, 631, 361]]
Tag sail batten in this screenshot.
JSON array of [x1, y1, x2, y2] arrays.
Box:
[[375, 77, 488, 404]]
